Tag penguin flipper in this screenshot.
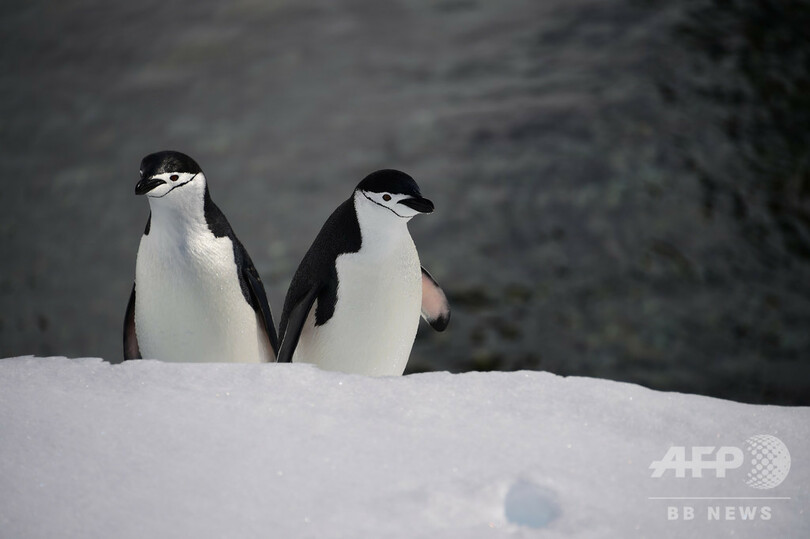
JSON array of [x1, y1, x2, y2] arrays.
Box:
[[277, 286, 319, 363], [242, 259, 280, 360], [421, 267, 450, 332], [123, 283, 142, 360]]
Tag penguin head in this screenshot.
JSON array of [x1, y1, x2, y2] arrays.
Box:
[[354, 169, 434, 221], [135, 151, 206, 201]]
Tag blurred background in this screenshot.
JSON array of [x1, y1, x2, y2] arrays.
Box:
[[1, 0, 808, 405]]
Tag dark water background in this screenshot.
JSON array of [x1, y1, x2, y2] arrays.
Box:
[[1, 0, 808, 404]]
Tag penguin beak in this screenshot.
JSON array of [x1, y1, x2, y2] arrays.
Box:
[[398, 196, 434, 214], [135, 177, 166, 195]]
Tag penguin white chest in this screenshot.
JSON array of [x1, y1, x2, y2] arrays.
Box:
[[295, 234, 422, 375], [135, 230, 269, 363]]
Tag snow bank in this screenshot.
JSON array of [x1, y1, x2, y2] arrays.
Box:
[[0, 357, 807, 538]]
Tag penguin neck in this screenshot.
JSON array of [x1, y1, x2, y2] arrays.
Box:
[[352, 191, 411, 253], [146, 180, 211, 240]]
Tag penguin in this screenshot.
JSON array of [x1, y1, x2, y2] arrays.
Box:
[[277, 169, 450, 376], [123, 151, 278, 363]]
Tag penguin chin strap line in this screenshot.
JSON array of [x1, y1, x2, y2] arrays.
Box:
[[360, 191, 409, 219], [149, 173, 200, 199]]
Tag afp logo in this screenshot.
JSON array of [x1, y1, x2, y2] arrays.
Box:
[[650, 435, 791, 489]]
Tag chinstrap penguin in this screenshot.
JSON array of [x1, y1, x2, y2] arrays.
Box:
[[277, 169, 450, 375], [124, 151, 278, 363]]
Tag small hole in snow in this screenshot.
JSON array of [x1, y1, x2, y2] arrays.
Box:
[[504, 480, 560, 529]]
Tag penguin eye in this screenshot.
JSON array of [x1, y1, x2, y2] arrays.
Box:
[[383, 194, 392, 202], [170, 174, 179, 181]]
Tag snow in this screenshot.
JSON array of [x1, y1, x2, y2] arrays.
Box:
[[0, 357, 807, 538]]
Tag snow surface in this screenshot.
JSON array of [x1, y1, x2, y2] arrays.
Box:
[[1, 357, 807, 538]]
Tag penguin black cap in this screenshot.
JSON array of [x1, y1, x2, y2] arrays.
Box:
[[356, 169, 423, 196], [356, 169, 435, 214], [140, 151, 202, 179]]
